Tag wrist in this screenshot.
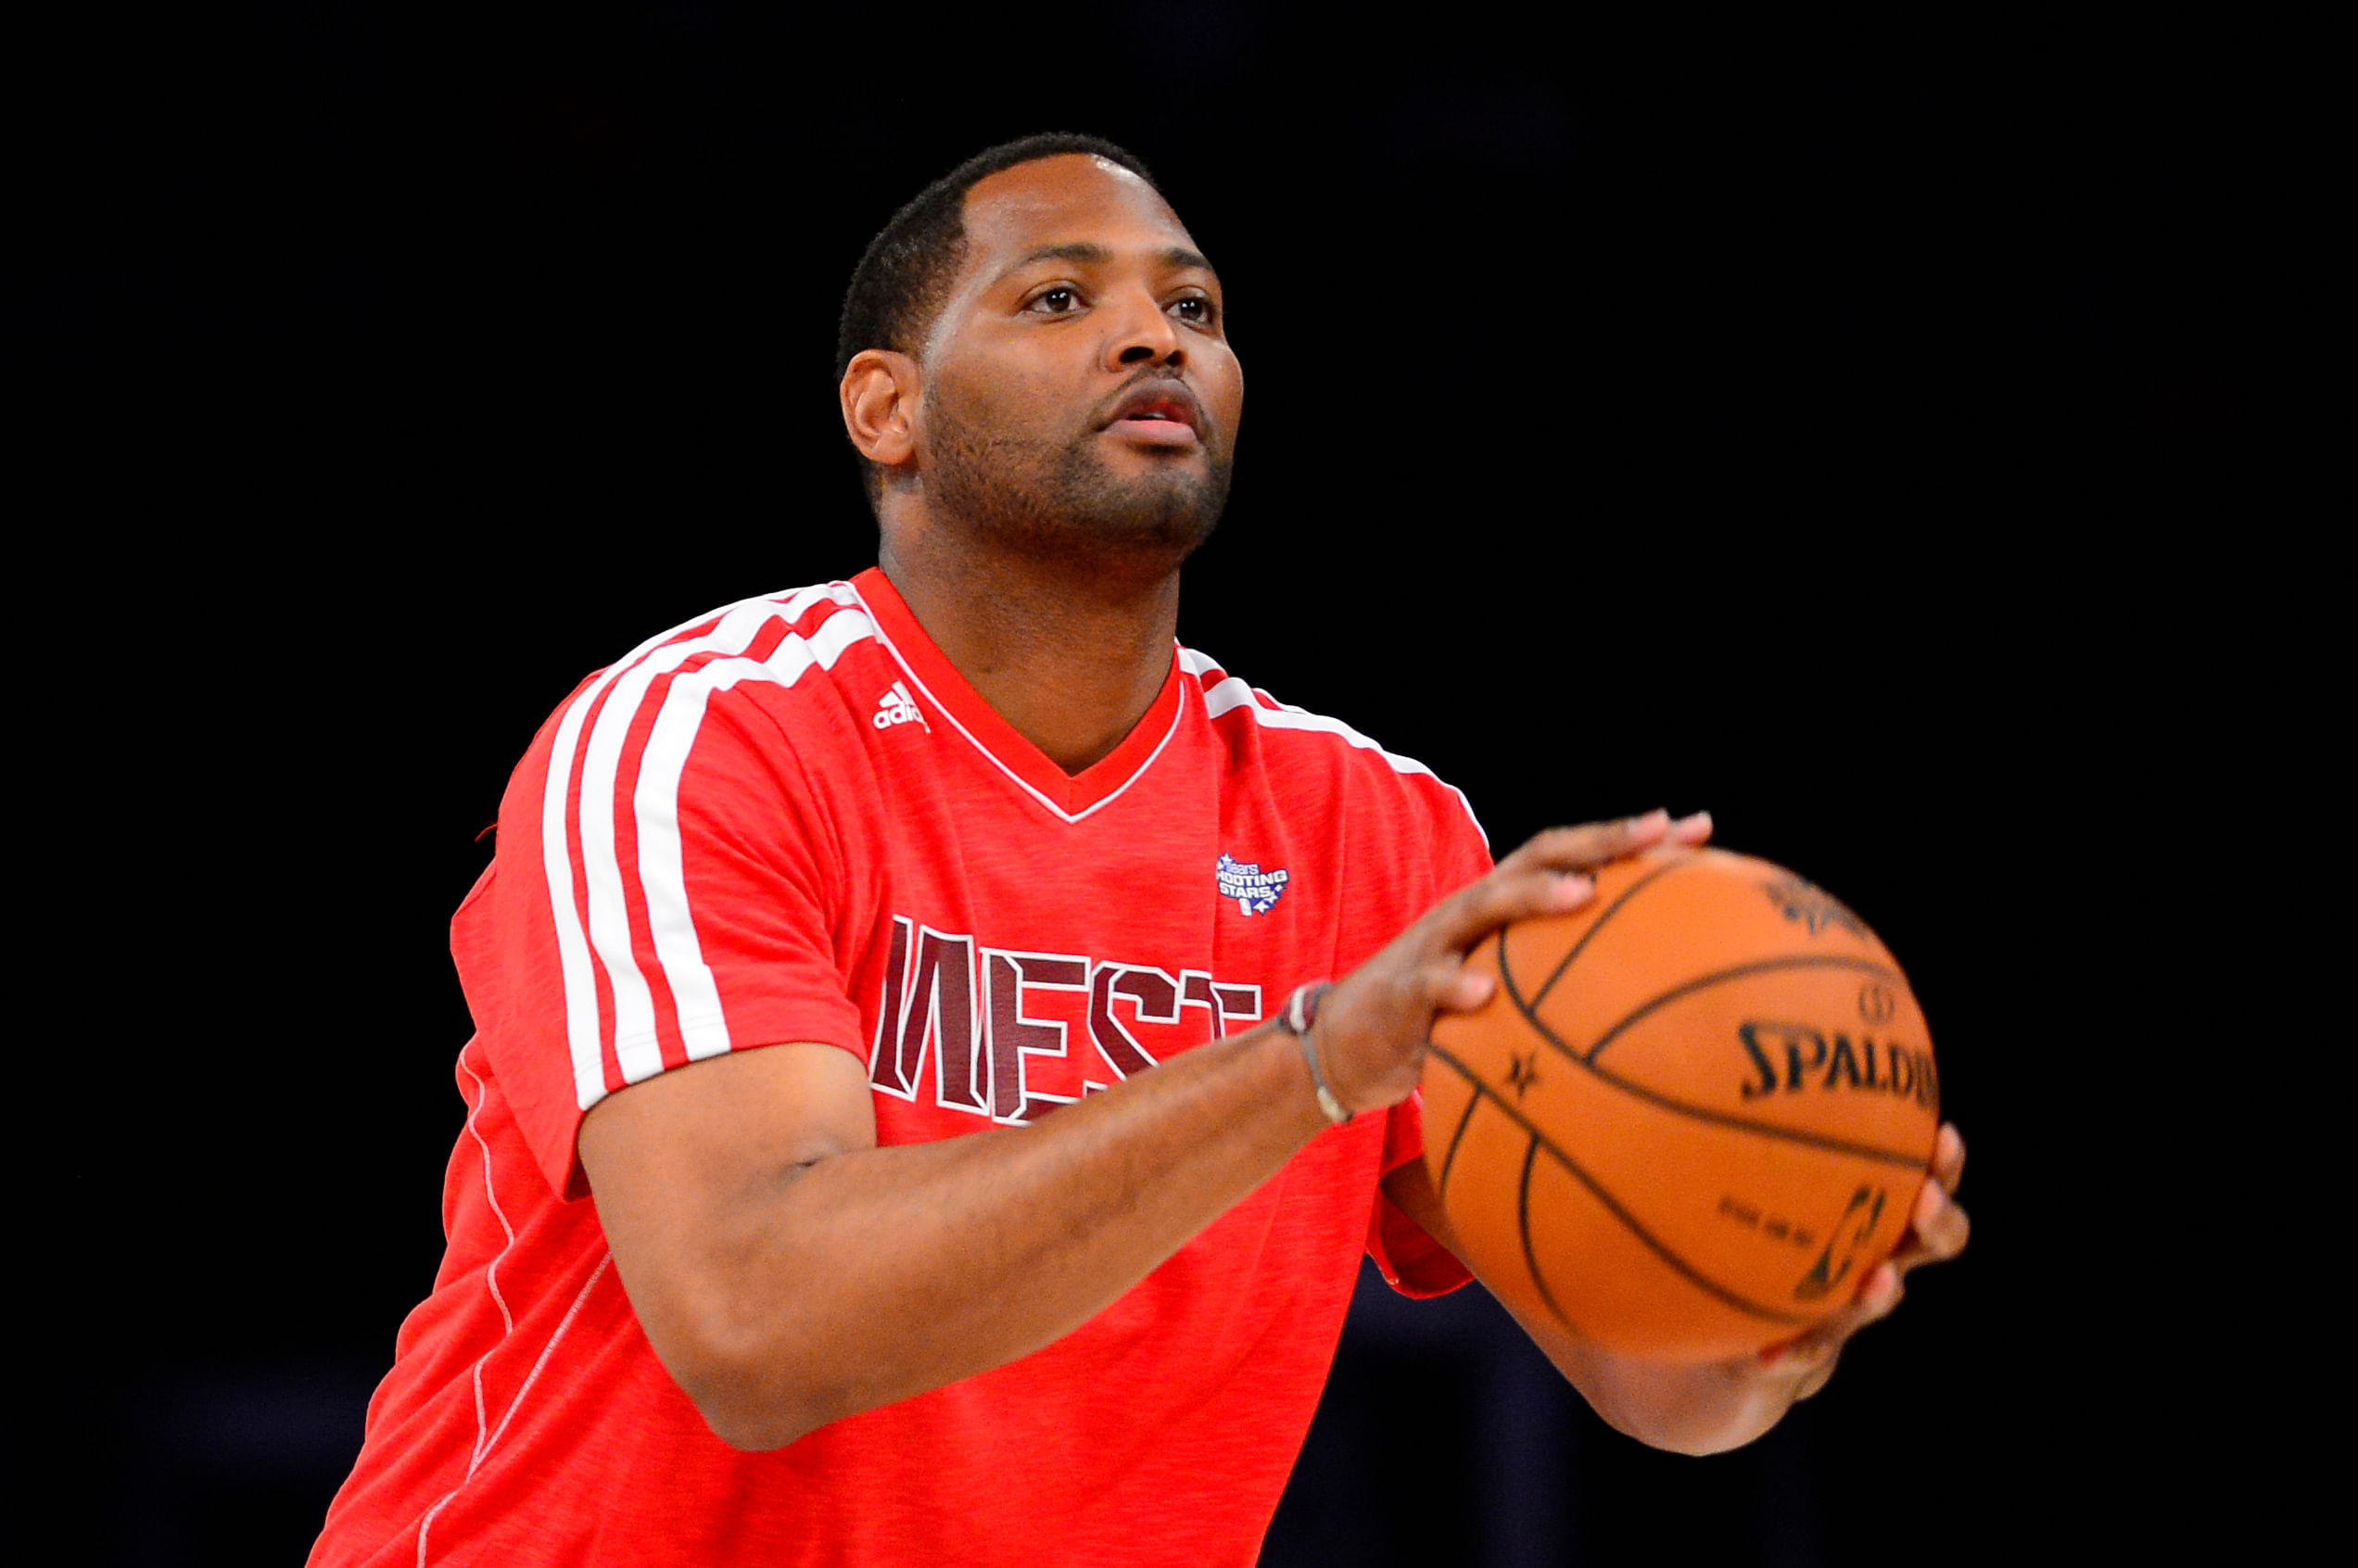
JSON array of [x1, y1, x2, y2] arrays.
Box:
[[1274, 981, 1353, 1126], [1749, 1341, 1838, 1400]]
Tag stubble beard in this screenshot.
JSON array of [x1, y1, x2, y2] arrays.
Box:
[[922, 397, 1234, 575]]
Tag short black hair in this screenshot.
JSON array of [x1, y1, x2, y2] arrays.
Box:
[[835, 133, 1159, 381], [835, 133, 1160, 497]]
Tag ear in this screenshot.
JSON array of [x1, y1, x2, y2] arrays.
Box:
[[840, 349, 921, 474]]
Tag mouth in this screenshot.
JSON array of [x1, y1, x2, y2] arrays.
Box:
[[1103, 385, 1204, 448]]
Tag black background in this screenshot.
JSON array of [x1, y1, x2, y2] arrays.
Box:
[[26, 6, 2258, 1564]]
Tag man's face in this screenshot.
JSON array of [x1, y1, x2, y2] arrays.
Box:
[[910, 155, 1243, 563]]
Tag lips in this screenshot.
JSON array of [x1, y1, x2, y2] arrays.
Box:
[[1104, 383, 1204, 436]]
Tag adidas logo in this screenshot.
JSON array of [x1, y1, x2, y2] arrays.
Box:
[[872, 680, 927, 731]]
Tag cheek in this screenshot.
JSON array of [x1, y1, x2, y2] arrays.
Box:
[[1209, 353, 1245, 436], [929, 360, 1057, 443]]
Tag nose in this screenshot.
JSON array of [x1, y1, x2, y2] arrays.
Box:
[[1103, 288, 1184, 372]]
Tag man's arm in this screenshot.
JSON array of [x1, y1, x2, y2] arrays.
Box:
[[580, 815, 1690, 1451], [1379, 1124, 1971, 1455], [582, 1019, 1333, 1450]]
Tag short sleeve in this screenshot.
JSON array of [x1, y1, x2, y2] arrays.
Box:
[[453, 678, 867, 1199], [1432, 788, 1495, 898], [1365, 1089, 1475, 1297], [1362, 787, 1492, 1296]]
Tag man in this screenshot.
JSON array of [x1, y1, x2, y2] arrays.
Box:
[[310, 133, 1966, 1568]]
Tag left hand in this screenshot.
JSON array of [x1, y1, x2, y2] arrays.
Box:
[[1746, 1122, 1971, 1398]]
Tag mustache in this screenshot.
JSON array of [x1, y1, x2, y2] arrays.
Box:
[[1095, 368, 1213, 436]]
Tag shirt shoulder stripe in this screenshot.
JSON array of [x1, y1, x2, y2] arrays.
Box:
[[1178, 645, 1490, 849], [539, 583, 874, 1112]]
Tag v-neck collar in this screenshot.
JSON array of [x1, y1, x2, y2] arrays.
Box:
[[852, 567, 1188, 824]]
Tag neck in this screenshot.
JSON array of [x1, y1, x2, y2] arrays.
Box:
[[878, 528, 1181, 776]]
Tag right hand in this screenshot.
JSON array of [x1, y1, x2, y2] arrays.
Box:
[[1308, 808, 1714, 1117]]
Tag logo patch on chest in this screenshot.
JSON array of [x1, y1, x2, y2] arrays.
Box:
[[1216, 853, 1290, 916], [872, 680, 927, 730]]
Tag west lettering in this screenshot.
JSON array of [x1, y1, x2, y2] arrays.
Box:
[[873, 913, 1266, 1113], [982, 950, 1088, 1123], [869, 916, 915, 1095], [868, 923, 984, 1113], [1180, 971, 1264, 1036], [919, 929, 984, 1114], [1089, 962, 1177, 1080]]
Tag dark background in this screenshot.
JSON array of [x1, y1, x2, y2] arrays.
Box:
[[25, 6, 2259, 1564]]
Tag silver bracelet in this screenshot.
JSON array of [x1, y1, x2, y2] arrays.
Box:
[[1277, 981, 1350, 1124]]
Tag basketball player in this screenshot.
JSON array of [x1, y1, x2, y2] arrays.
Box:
[[309, 134, 1967, 1567]]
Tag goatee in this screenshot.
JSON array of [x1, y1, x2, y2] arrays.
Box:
[[925, 411, 1233, 570]]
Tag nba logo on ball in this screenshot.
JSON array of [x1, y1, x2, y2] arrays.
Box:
[[1215, 854, 1289, 916]]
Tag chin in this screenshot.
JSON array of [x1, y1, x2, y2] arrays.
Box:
[[932, 437, 1232, 567], [1035, 449, 1227, 553], [1078, 479, 1227, 554]]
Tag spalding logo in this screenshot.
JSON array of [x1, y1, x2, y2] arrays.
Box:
[[1735, 1019, 1938, 1110]]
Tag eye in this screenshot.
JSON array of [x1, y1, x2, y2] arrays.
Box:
[[1027, 285, 1083, 316], [1169, 294, 1217, 327]]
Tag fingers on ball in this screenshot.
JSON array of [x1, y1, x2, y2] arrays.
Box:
[[1933, 1124, 1967, 1193], [1920, 1188, 1970, 1261], [1426, 960, 1493, 1012], [1448, 868, 1590, 942], [1503, 811, 1669, 875], [1862, 1261, 1905, 1318]]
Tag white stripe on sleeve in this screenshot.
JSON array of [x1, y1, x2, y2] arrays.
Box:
[[541, 602, 767, 1112], [629, 607, 875, 1072], [542, 585, 855, 1111], [577, 602, 778, 1082]]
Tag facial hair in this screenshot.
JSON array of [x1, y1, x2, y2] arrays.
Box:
[[920, 380, 1234, 569]]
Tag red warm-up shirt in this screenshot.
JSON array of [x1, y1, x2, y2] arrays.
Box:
[[311, 570, 1490, 1568]]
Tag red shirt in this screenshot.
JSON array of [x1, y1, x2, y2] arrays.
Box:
[[311, 570, 1490, 1568]]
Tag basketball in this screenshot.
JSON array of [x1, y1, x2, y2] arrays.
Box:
[[1422, 846, 1940, 1359]]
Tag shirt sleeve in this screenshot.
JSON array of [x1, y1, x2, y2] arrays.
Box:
[[1362, 784, 1495, 1296], [454, 675, 866, 1200], [1365, 1089, 1475, 1297]]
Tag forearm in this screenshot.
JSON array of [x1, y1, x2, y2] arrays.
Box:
[[672, 1025, 1328, 1447], [1518, 1134, 1968, 1453], [1503, 1295, 1825, 1455], [1377, 1158, 1816, 1456]]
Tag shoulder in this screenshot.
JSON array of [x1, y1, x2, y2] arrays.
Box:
[[499, 581, 903, 828], [1178, 644, 1490, 857], [592, 580, 887, 707], [547, 581, 898, 754]]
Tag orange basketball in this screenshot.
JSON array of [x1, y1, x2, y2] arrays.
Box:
[[1422, 846, 1939, 1359]]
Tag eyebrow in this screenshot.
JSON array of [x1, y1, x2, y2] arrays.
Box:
[[997, 242, 1218, 281]]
